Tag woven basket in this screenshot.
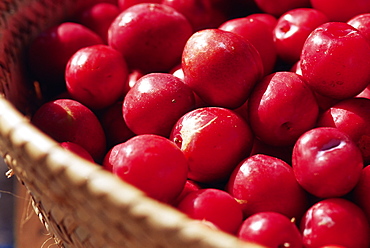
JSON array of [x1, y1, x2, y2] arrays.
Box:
[[0, 0, 264, 247]]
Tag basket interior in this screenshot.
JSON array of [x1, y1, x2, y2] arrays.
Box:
[[0, 1, 263, 248]]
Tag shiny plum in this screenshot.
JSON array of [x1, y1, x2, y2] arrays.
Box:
[[300, 22, 370, 99], [248, 71, 319, 147], [170, 107, 254, 183], [108, 3, 193, 73], [65, 44, 129, 110], [177, 188, 243, 234], [103, 134, 188, 203], [182, 28, 263, 109], [226, 154, 308, 220], [300, 198, 370, 248], [292, 127, 363, 198], [238, 211, 303, 248], [123, 73, 196, 137]]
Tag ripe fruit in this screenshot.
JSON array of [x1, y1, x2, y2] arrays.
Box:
[[353, 165, 370, 222], [182, 28, 263, 109], [27, 22, 103, 98], [226, 154, 308, 220], [162, 0, 228, 31], [300, 198, 370, 248], [273, 8, 329, 64], [31, 99, 106, 162], [108, 3, 193, 73], [300, 22, 370, 99], [246, 13, 277, 32], [319, 246, 347, 248], [253, 0, 311, 17], [170, 107, 254, 183], [65, 44, 129, 110], [118, 0, 161, 11], [172, 179, 201, 206], [292, 127, 363, 198], [126, 70, 144, 90], [177, 188, 243, 234], [103, 134, 188, 203], [347, 13, 370, 44], [123, 73, 196, 137], [98, 101, 135, 149], [317, 97, 370, 163], [310, 0, 370, 22], [219, 16, 277, 75], [248, 71, 319, 147], [74, 3, 120, 43], [60, 141, 95, 163], [249, 138, 293, 164], [238, 212, 303, 248], [357, 86, 370, 99], [26, 2, 370, 244]]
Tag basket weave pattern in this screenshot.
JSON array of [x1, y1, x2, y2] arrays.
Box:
[[0, 0, 262, 247]]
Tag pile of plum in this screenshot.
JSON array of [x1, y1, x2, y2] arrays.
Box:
[[26, 0, 370, 247]]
